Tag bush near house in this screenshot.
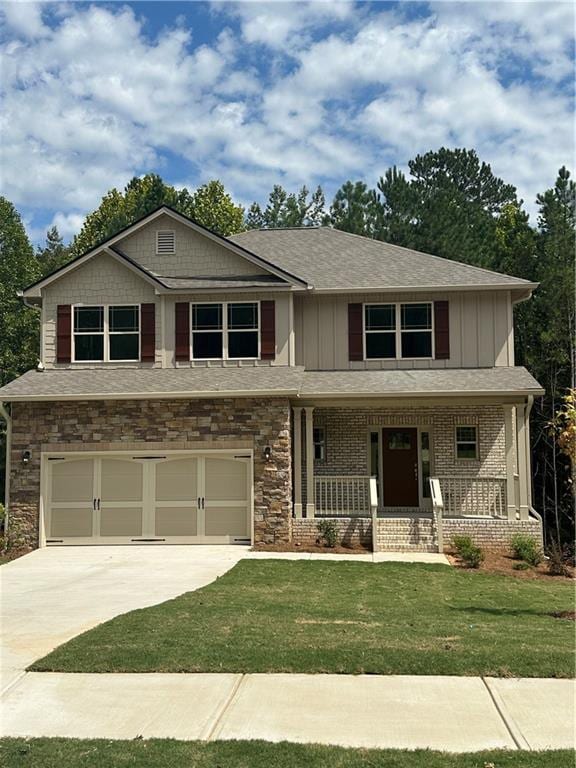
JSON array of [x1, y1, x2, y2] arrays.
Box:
[[510, 534, 544, 567], [316, 519, 338, 548], [451, 535, 485, 569]]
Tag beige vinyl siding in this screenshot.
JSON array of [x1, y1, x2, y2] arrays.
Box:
[[164, 292, 293, 367], [42, 254, 161, 369], [118, 213, 269, 278], [294, 291, 514, 370]]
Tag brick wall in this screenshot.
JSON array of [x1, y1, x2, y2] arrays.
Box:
[[291, 517, 372, 548], [443, 518, 543, 550], [7, 397, 291, 550], [302, 405, 507, 508]]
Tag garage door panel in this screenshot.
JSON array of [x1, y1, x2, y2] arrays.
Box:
[[205, 506, 248, 536], [101, 460, 143, 502], [156, 459, 197, 501], [50, 508, 93, 538], [100, 507, 143, 537], [51, 459, 94, 503], [204, 458, 247, 501], [155, 507, 197, 536]]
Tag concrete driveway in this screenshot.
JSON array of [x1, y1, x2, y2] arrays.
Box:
[[0, 545, 246, 693]]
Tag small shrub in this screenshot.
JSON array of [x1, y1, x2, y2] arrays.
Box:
[[452, 535, 484, 569], [317, 519, 338, 548], [513, 561, 531, 571], [546, 540, 571, 577], [510, 534, 543, 566]]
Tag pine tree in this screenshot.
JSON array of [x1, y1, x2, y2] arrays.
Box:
[[36, 226, 71, 276], [327, 181, 378, 236]]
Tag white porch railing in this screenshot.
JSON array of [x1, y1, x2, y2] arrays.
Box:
[[436, 476, 506, 518], [315, 476, 371, 517]]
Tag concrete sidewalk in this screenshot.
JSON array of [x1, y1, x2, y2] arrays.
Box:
[[245, 550, 451, 563], [1, 672, 573, 752]]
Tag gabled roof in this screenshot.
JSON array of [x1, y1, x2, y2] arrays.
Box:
[[21, 206, 310, 298], [230, 227, 538, 294]]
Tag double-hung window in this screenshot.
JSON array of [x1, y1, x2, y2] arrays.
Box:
[[191, 302, 259, 360], [73, 305, 139, 362], [455, 426, 479, 460], [364, 302, 433, 359]]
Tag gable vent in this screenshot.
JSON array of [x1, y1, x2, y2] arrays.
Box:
[[156, 230, 175, 255]]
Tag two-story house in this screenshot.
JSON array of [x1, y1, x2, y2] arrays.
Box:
[[0, 206, 544, 552]]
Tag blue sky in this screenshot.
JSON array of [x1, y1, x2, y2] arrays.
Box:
[[1, 1, 574, 244]]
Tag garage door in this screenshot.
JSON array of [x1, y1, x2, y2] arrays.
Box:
[[44, 452, 251, 545]]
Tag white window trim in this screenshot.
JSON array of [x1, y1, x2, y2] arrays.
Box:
[[72, 303, 141, 363], [455, 425, 480, 461], [313, 426, 326, 463], [190, 301, 261, 361], [363, 301, 435, 361], [156, 230, 175, 255]]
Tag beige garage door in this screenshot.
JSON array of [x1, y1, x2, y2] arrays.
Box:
[[45, 452, 251, 545]]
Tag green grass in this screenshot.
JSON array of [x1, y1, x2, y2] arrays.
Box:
[[32, 561, 575, 677], [0, 739, 573, 768]]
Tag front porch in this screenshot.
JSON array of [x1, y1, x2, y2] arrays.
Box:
[[291, 401, 540, 551]]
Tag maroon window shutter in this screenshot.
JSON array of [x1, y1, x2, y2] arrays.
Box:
[[260, 300, 275, 360], [56, 305, 72, 363], [175, 302, 190, 362], [348, 303, 363, 361], [140, 303, 155, 363], [434, 301, 450, 359]]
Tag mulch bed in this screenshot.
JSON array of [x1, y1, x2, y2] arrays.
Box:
[[252, 542, 371, 555], [447, 549, 575, 581]]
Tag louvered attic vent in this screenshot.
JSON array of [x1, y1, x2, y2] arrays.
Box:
[[156, 230, 175, 255]]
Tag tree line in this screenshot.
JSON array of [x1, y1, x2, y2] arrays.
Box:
[[0, 148, 574, 546]]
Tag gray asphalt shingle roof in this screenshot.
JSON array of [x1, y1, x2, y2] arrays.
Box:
[[229, 227, 535, 291], [0, 366, 542, 401]]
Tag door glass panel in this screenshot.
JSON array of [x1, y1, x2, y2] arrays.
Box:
[[421, 431, 431, 498], [100, 508, 143, 536], [155, 459, 197, 501], [387, 431, 412, 450], [51, 459, 94, 502], [50, 508, 93, 537], [370, 431, 380, 479], [101, 459, 143, 502], [205, 458, 247, 500]]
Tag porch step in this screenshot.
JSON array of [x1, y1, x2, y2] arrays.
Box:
[[376, 517, 438, 553]]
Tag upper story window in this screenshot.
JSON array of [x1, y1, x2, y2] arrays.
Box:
[[73, 305, 140, 362], [191, 302, 259, 360], [364, 302, 433, 360], [156, 230, 175, 255]]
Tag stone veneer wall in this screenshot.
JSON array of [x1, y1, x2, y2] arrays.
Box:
[[7, 397, 291, 550]]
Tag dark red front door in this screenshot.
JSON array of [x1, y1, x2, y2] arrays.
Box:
[[382, 428, 419, 507]]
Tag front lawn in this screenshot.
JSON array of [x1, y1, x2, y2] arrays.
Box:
[[32, 561, 575, 677], [0, 739, 572, 768]]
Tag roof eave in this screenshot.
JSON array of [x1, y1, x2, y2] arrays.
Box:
[[309, 283, 539, 295], [0, 387, 302, 403]]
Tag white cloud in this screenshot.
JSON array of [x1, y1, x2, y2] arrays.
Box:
[[1, 0, 50, 39], [0, 1, 573, 239]]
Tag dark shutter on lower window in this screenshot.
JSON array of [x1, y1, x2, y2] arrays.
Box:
[[56, 304, 72, 363], [260, 300, 275, 360], [348, 303, 363, 361], [175, 302, 190, 362], [434, 301, 450, 359], [140, 303, 155, 363]]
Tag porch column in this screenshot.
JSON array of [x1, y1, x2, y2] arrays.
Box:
[[516, 402, 530, 520], [292, 407, 303, 518], [305, 406, 315, 518], [525, 396, 534, 510], [503, 405, 517, 520]]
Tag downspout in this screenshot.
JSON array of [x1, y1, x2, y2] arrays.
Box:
[[0, 402, 11, 548]]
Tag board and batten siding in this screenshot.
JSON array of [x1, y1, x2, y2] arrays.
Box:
[[294, 291, 514, 370], [118, 213, 269, 278], [163, 292, 294, 367], [42, 254, 161, 369]]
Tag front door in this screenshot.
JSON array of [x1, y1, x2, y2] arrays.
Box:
[[382, 428, 419, 507]]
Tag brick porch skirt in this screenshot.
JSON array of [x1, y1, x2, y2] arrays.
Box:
[[291, 517, 543, 551]]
